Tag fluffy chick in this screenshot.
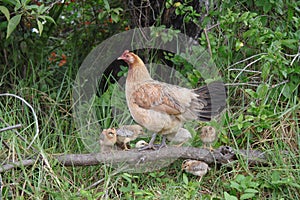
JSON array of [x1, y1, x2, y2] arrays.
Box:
[[135, 140, 149, 149], [116, 124, 144, 150], [182, 159, 210, 181], [166, 128, 192, 147], [100, 128, 117, 152], [200, 126, 217, 151]]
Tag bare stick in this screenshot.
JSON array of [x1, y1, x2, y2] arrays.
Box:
[[233, 57, 263, 82], [228, 69, 262, 74], [0, 93, 39, 149], [0, 159, 36, 173], [0, 118, 38, 153], [203, 28, 212, 57], [0, 124, 22, 133], [228, 53, 267, 69], [224, 83, 260, 87]]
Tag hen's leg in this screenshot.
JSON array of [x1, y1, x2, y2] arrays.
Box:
[[138, 133, 157, 151], [157, 136, 167, 149]]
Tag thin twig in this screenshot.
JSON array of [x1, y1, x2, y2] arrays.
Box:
[[0, 93, 39, 149], [282, 44, 300, 65], [228, 69, 262, 74], [233, 57, 263, 82], [0, 118, 38, 153], [0, 124, 22, 133], [228, 53, 267, 69], [224, 83, 260, 87], [1, 140, 10, 150], [271, 80, 289, 88], [203, 28, 212, 57], [0, 159, 36, 173], [82, 165, 128, 192], [206, 23, 220, 31]]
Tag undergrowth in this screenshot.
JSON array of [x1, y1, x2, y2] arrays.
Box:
[[0, 0, 299, 199]]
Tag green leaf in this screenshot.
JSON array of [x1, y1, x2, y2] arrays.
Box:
[[110, 12, 119, 23], [261, 62, 270, 80], [245, 88, 258, 98], [98, 11, 107, 20], [230, 181, 242, 192], [224, 192, 238, 200], [41, 16, 56, 24], [256, 83, 268, 97], [182, 173, 189, 185], [240, 192, 256, 200], [37, 19, 43, 35], [6, 14, 22, 39], [103, 0, 110, 11], [14, 0, 22, 11], [282, 84, 291, 98], [0, 6, 10, 20], [244, 188, 259, 193]]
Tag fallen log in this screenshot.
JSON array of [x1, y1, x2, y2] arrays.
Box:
[[0, 146, 270, 173]]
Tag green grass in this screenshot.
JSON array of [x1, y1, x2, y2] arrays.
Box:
[[1, 55, 299, 199]]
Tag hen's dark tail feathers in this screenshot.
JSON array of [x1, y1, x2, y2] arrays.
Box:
[[193, 81, 227, 121]]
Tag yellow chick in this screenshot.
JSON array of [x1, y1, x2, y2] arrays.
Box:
[[135, 140, 149, 149], [100, 128, 117, 152], [182, 159, 210, 181], [166, 128, 192, 147], [200, 126, 217, 151], [116, 125, 144, 150]]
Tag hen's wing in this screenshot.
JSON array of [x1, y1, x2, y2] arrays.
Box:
[[131, 81, 189, 115]]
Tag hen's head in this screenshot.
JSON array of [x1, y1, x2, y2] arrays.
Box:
[[118, 50, 140, 65]]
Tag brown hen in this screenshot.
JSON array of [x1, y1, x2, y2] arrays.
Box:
[[118, 50, 226, 150]]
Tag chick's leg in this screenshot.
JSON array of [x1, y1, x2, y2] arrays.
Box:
[[209, 143, 214, 151], [138, 133, 157, 151], [123, 138, 131, 151]]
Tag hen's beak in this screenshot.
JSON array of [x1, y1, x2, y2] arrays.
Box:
[[117, 56, 124, 60]]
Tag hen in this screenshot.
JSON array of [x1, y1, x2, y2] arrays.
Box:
[[118, 50, 226, 150]]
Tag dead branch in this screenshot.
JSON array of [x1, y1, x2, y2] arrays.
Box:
[[0, 124, 22, 133], [0, 146, 270, 173]]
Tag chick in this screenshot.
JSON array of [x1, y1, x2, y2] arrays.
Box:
[[182, 159, 210, 181], [200, 126, 217, 151], [135, 140, 149, 149], [166, 128, 192, 147], [99, 128, 117, 152], [116, 124, 144, 150]]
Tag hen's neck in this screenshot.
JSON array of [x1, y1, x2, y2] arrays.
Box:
[[127, 61, 152, 84]]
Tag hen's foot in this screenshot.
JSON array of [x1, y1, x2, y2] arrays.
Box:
[[138, 133, 157, 151], [157, 136, 167, 150]]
